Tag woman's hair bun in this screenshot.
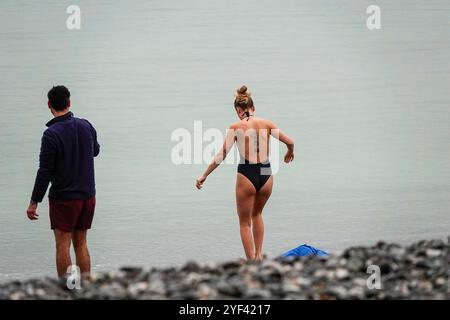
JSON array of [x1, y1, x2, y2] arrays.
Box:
[[237, 85, 248, 94], [236, 85, 251, 97], [234, 85, 254, 109]]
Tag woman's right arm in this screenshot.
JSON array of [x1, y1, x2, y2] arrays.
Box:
[[268, 120, 295, 163], [196, 125, 237, 189]]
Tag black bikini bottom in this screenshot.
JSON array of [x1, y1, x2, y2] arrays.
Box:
[[237, 161, 272, 191]]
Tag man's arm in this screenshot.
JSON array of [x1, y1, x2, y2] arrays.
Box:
[[30, 131, 56, 203], [28, 131, 56, 220], [86, 120, 100, 157], [93, 129, 100, 157]]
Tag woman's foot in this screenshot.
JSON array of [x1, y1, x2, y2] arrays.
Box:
[[254, 254, 263, 262]]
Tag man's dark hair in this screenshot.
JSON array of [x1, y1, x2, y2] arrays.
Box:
[[48, 86, 70, 111]]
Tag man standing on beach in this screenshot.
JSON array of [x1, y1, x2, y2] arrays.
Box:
[[27, 86, 100, 278]]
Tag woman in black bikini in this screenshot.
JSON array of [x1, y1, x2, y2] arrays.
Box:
[[196, 85, 294, 260]]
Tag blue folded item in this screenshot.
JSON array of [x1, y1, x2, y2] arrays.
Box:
[[281, 244, 329, 257]]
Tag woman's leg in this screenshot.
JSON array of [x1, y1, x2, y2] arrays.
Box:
[[252, 176, 273, 261], [236, 173, 257, 260]]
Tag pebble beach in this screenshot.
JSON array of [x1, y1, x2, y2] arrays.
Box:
[[1, 237, 449, 300]]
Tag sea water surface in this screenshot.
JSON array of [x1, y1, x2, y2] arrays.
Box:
[[0, 0, 449, 281]]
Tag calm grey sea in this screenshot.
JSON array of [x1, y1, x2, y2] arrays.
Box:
[[0, 0, 449, 281]]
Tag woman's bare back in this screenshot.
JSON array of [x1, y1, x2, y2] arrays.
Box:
[[232, 116, 273, 164]]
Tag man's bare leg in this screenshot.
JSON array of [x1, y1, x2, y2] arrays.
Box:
[[54, 229, 72, 278], [72, 230, 91, 277]]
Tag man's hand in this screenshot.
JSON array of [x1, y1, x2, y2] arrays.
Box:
[[196, 175, 207, 190], [27, 201, 39, 220], [284, 150, 294, 163]]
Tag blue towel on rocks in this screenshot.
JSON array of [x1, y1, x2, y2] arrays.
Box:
[[281, 244, 329, 257]]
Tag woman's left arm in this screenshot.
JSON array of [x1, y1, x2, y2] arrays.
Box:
[[196, 126, 236, 189]]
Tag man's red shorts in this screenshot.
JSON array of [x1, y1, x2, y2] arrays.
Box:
[[49, 197, 96, 232]]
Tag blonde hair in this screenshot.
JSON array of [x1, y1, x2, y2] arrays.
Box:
[[234, 85, 254, 117]]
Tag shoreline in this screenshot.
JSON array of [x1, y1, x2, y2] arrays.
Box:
[[1, 237, 448, 300]]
